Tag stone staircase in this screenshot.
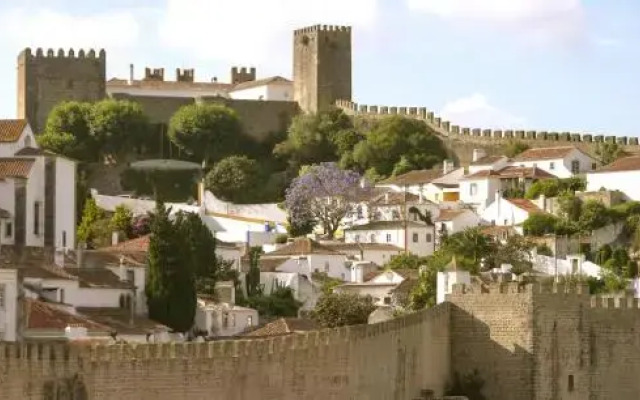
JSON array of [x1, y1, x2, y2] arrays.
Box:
[[412, 389, 468, 400]]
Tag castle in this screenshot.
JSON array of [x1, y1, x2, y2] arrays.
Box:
[[1, 281, 640, 399], [16, 24, 638, 165]]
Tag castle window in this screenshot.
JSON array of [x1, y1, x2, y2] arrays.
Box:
[[62, 230, 67, 248], [4, 222, 12, 238], [426, 233, 432, 243], [571, 160, 580, 174], [412, 233, 418, 243], [33, 201, 41, 236], [568, 375, 574, 392]]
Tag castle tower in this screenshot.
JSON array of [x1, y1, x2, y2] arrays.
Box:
[[293, 25, 352, 113], [17, 48, 106, 134]]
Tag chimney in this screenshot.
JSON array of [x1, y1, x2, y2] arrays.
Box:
[[128, 64, 134, 85], [119, 255, 127, 282], [472, 149, 487, 163], [443, 160, 454, 175]]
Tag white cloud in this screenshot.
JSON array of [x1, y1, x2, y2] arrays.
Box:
[[158, 0, 379, 70], [440, 93, 526, 129], [0, 8, 140, 49], [407, 0, 586, 46]]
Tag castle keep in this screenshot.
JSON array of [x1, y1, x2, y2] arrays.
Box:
[[1, 282, 640, 399], [17, 23, 637, 165]]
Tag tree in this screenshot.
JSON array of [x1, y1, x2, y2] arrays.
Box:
[[503, 140, 530, 158], [245, 247, 263, 298], [595, 142, 625, 165], [247, 287, 302, 318], [352, 116, 447, 177], [110, 204, 133, 240], [145, 201, 197, 332], [385, 253, 429, 270], [38, 101, 93, 160], [285, 163, 368, 239], [204, 156, 260, 203], [440, 228, 496, 273], [312, 292, 376, 328], [76, 198, 105, 246], [174, 212, 218, 299], [131, 214, 151, 238], [525, 177, 586, 199], [89, 99, 150, 157], [408, 266, 439, 310], [557, 192, 582, 221], [168, 103, 243, 163], [522, 213, 561, 236], [494, 235, 534, 275], [578, 200, 611, 232]]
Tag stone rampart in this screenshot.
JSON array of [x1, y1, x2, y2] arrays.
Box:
[[0, 305, 451, 400]]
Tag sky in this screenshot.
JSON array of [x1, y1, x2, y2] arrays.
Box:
[[0, 0, 638, 136]]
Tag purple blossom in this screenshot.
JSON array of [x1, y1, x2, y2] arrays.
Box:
[[285, 163, 370, 238]]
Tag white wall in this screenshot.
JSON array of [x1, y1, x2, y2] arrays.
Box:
[[437, 270, 471, 304], [274, 254, 349, 281], [0, 269, 19, 341], [587, 170, 640, 201], [0, 179, 15, 246], [54, 157, 76, 250], [511, 149, 593, 178], [0, 125, 34, 158], [345, 226, 434, 257], [334, 283, 397, 306], [481, 198, 531, 227], [25, 157, 45, 247], [229, 82, 293, 101], [459, 177, 500, 211], [370, 270, 406, 285], [260, 272, 319, 311], [229, 85, 268, 100], [217, 246, 242, 270], [195, 303, 258, 337], [450, 211, 481, 233], [468, 157, 509, 175], [107, 86, 230, 99]]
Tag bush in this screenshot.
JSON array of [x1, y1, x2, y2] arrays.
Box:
[[535, 244, 554, 257], [204, 156, 260, 203], [525, 177, 586, 199], [522, 214, 560, 236], [312, 292, 376, 328]]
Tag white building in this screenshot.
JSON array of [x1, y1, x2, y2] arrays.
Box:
[[434, 209, 481, 241], [344, 220, 435, 257], [334, 269, 419, 307], [586, 155, 640, 201], [481, 196, 544, 232], [510, 146, 596, 178], [437, 258, 471, 305], [195, 282, 258, 338], [0, 120, 76, 250], [0, 268, 19, 341], [260, 271, 321, 311], [468, 149, 509, 175], [228, 76, 293, 101], [322, 242, 404, 267]]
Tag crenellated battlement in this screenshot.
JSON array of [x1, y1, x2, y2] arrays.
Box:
[[20, 47, 106, 60], [335, 99, 640, 147], [590, 296, 640, 309], [450, 281, 591, 296], [294, 24, 351, 36]]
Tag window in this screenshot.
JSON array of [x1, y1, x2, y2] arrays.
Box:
[[33, 201, 41, 236], [0, 284, 5, 309], [426, 233, 432, 243], [504, 219, 508, 226], [550, 162, 555, 170], [571, 160, 580, 174], [59, 288, 65, 304], [470, 183, 478, 196], [412, 213, 418, 221], [435, 193, 440, 202], [568, 375, 574, 392], [412, 233, 418, 243], [231, 314, 236, 327], [62, 230, 67, 248], [591, 162, 597, 170], [354, 234, 360, 243], [127, 270, 135, 283], [370, 234, 376, 243], [392, 210, 400, 220], [5, 222, 12, 238], [383, 297, 391, 305], [247, 316, 253, 327], [386, 234, 392, 243], [356, 206, 363, 219], [222, 313, 229, 328], [341, 273, 345, 280]]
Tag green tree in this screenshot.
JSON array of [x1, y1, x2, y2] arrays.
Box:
[[503, 140, 530, 158], [38, 101, 93, 160], [312, 292, 376, 328], [168, 103, 243, 163], [525, 177, 586, 199], [89, 99, 150, 157], [578, 200, 611, 232], [145, 201, 197, 332], [494, 235, 534, 275], [245, 247, 263, 298], [247, 287, 302, 318], [440, 228, 495, 273], [522, 213, 561, 236], [174, 212, 218, 298], [109, 204, 133, 240], [204, 156, 260, 203], [385, 253, 429, 270], [595, 142, 625, 165], [76, 197, 105, 246], [557, 192, 583, 221], [352, 116, 447, 177], [408, 266, 439, 310]]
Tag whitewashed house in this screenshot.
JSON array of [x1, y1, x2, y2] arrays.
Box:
[[322, 242, 404, 267], [344, 220, 435, 257], [467, 149, 509, 175], [437, 258, 471, 305], [0, 268, 19, 341], [228, 76, 293, 101], [434, 209, 481, 241], [510, 146, 595, 178], [0, 119, 77, 250], [194, 282, 258, 337], [586, 155, 640, 201], [334, 269, 419, 307], [260, 271, 321, 311], [481, 196, 544, 233]]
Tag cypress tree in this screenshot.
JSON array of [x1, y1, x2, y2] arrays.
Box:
[[175, 212, 218, 298]]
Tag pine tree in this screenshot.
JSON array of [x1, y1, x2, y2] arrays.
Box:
[[146, 201, 197, 332]]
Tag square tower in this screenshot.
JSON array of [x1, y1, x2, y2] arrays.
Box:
[[293, 25, 352, 113], [17, 48, 106, 134]]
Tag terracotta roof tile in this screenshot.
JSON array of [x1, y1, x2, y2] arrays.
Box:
[[266, 238, 343, 256], [378, 169, 443, 186], [63, 267, 133, 289], [25, 299, 109, 331], [76, 308, 167, 335], [322, 242, 404, 252], [506, 198, 543, 214], [471, 155, 508, 166], [0, 119, 27, 142], [243, 318, 317, 337], [106, 235, 151, 252], [0, 158, 35, 179], [462, 166, 557, 181], [512, 146, 581, 161], [346, 220, 427, 231], [435, 209, 467, 222], [369, 191, 420, 206], [590, 155, 640, 174]]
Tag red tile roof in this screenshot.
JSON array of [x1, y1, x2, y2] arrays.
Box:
[[590, 155, 640, 174], [0, 120, 27, 142], [266, 238, 344, 256], [435, 209, 467, 222], [378, 169, 443, 186], [507, 198, 543, 214], [462, 166, 557, 181], [0, 158, 35, 179], [243, 318, 317, 337], [107, 235, 150, 252], [470, 155, 508, 166], [25, 299, 109, 331], [369, 191, 420, 205], [512, 146, 580, 161]]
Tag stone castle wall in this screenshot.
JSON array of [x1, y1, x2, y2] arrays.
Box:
[[336, 100, 639, 165], [18, 48, 107, 134], [0, 305, 451, 400]]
